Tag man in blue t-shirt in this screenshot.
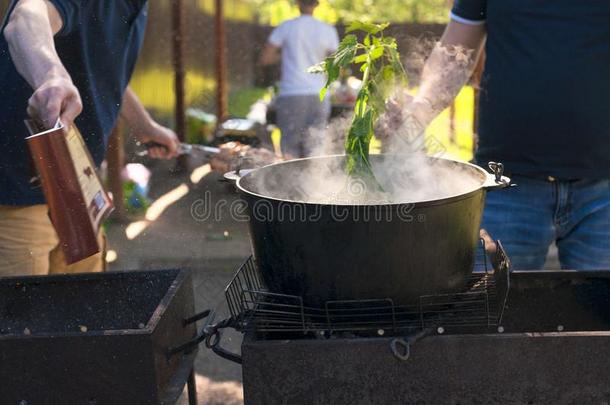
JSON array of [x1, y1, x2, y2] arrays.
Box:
[[398, 0, 610, 270], [0, 0, 179, 276]]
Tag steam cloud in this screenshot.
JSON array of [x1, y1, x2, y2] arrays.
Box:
[[246, 41, 482, 205]]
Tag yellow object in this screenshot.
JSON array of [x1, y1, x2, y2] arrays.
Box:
[[130, 69, 215, 116], [0, 204, 105, 276]]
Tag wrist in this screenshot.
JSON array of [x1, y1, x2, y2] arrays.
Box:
[[409, 97, 436, 127], [131, 118, 158, 142], [34, 66, 72, 88]]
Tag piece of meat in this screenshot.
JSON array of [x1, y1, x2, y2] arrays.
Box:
[[210, 142, 278, 173]]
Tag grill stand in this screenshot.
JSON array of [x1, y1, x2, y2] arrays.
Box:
[[198, 240, 610, 403], [223, 240, 509, 339], [239, 269, 610, 404]]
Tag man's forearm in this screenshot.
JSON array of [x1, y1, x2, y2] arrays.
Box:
[[119, 87, 155, 134], [119, 87, 180, 158], [4, 0, 68, 89], [411, 21, 486, 126], [259, 43, 280, 66]]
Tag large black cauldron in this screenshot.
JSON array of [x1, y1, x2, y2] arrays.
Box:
[[235, 155, 510, 306]]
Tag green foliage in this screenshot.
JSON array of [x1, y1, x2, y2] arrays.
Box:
[[309, 22, 407, 187], [327, 0, 449, 24], [123, 181, 150, 215], [248, 0, 449, 25], [228, 87, 270, 117], [186, 108, 216, 145]]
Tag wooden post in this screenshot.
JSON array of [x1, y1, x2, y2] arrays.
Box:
[[171, 0, 186, 141], [171, 0, 187, 169], [106, 124, 126, 221], [215, 0, 228, 124]]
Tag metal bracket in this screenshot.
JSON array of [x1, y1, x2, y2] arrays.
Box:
[[167, 310, 216, 358], [390, 328, 433, 361], [167, 310, 241, 364]]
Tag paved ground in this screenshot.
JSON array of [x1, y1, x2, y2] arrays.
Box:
[[106, 155, 249, 404]]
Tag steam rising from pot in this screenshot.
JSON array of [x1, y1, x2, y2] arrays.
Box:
[[247, 41, 481, 205]]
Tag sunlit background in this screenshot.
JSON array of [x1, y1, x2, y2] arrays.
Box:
[[0, 0, 474, 160]]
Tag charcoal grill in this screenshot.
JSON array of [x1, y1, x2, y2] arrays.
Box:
[[0, 269, 206, 404], [201, 241, 610, 404]]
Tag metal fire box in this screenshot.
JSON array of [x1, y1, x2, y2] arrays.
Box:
[[241, 271, 610, 404], [0, 269, 198, 404]]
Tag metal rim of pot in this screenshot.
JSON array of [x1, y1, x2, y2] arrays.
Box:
[[227, 155, 512, 208]]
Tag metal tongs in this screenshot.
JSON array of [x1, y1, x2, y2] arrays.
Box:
[[136, 142, 220, 157]]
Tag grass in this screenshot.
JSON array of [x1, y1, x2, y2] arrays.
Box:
[[228, 87, 270, 117]]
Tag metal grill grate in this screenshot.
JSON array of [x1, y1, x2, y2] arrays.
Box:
[[225, 240, 510, 337]]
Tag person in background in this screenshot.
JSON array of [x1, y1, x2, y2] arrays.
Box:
[[259, 0, 339, 159], [0, 0, 179, 276], [390, 0, 610, 270]]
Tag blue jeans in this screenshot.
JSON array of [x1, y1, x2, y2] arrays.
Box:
[[482, 176, 610, 270]]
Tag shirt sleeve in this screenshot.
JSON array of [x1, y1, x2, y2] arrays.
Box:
[[450, 0, 486, 25], [48, 0, 81, 36], [327, 27, 339, 53], [268, 24, 285, 47]]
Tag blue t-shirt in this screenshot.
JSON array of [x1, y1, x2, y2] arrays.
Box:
[[0, 0, 148, 205], [452, 0, 610, 179]]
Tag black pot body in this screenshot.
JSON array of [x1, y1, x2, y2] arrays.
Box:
[[241, 189, 486, 307]]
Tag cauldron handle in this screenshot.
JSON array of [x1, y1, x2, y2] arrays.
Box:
[[167, 310, 242, 364], [205, 326, 243, 365], [483, 162, 513, 190], [223, 168, 255, 184]]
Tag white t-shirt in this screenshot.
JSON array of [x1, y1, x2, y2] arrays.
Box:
[[268, 15, 339, 97]]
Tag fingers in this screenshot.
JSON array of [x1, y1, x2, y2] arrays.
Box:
[[479, 228, 498, 255], [147, 146, 167, 160], [375, 90, 415, 140], [28, 93, 61, 128], [162, 133, 180, 159], [155, 132, 180, 159], [59, 92, 83, 126], [396, 89, 414, 106], [27, 78, 82, 129], [143, 126, 180, 160]]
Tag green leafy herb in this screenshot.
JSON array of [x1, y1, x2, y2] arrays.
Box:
[[309, 22, 407, 190]]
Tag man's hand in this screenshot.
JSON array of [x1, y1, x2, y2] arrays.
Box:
[[375, 90, 414, 140], [375, 90, 434, 147], [27, 76, 82, 128], [120, 87, 179, 159], [132, 122, 180, 160], [480, 229, 503, 271], [259, 43, 281, 66], [4, 0, 81, 129]]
